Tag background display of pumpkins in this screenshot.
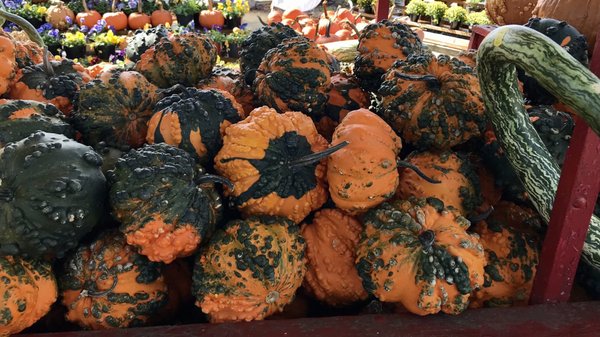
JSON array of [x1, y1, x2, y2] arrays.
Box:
[[0, 4, 599, 334]]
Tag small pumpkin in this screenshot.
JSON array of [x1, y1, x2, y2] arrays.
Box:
[[302, 209, 368, 306], [0, 256, 57, 336], [282, 8, 303, 21], [0, 99, 75, 147], [146, 86, 243, 164], [199, 0, 225, 29], [102, 0, 129, 31], [319, 72, 369, 138], [214, 107, 347, 224], [485, 0, 537, 25], [239, 22, 298, 85], [254, 36, 333, 118], [60, 231, 169, 329], [72, 68, 158, 149], [486, 200, 544, 236], [192, 216, 306, 322], [0, 132, 106, 258], [108, 143, 230, 263], [379, 52, 486, 150], [135, 32, 217, 88], [9, 59, 92, 116], [356, 197, 486, 315], [46, 1, 75, 30], [151, 1, 172, 26], [128, 0, 151, 30], [197, 66, 256, 117], [469, 220, 539, 308], [11, 33, 47, 68], [75, 0, 102, 28], [354, 20, 424, 91], [327, 109, 402, 214], [396, 151, 483, 217], [268, 9, 283, 24], [0, 31, 18, 97]]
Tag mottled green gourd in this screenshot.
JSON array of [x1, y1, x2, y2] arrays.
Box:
[[108, 143, 228, 264], [0, 132, 106, 259], [125, 25, 170, 62], [0, 99, 75, 147], [60, 231, 169, 330], [476, 25, 600, 279], [192, 216, 306, 323], [355, 198, 486, 316]]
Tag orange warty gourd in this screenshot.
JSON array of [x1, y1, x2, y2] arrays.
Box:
[[533, 0, 600, 47], [215, 107, 344, 224], [356, 198, 486, 316], [0, 31, 17, 96], [192, 216, 306, 322], [328, 109, 402, 214], [485, 201, 543, 236], [485, 0, 537, 25], [396, 151, 483, 216], [76, 0, 102, 28], [102, 0, 129, 31], [0, 257, 57, 336], [302, 209, 368, 306], [197, 66, 255, 117]]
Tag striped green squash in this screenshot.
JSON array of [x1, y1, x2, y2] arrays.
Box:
[[476, 25, 600, 272]]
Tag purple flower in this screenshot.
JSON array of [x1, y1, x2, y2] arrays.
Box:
[[116, 2, 124, 10], [128, 0, 138, 9], [65, 16, 72, 25], [79, 25, 89, 33], [239, 22, 248, 30], [48, 29, 59, 39], [4, 0, 18, 10], [188, 21, 194, 29], [212, 24, 222, 31]]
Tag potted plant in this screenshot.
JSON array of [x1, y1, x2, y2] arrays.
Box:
[[466, 10, 491, 31], [61, 30, 87, 59], [217, 0, 249, 29], [444, 4, 467, 30], [425, 1, 447, 26], [465, 0, 483, 12], [16, 3, 48, 28], [405, 0, 426, 22], [205, 27, 225, 55], [37, 22, 61, 55], [91, 28, 124, 60], [172, 0, 201, 27], [224, 26, 249, 58]]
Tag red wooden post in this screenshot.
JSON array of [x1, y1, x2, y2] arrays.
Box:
[[375, 0, 389, 22], [467, 25, 497, 49], [529, 33, 600, 304]]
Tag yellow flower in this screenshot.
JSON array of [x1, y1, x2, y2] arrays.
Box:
[[37, 6, 47, 15], [165, 22, 171, 28]]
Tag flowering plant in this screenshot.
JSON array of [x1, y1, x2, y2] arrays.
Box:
[[205, 27, 225, 43], [171, 0, 201, 16], [16, 3, 47, 20], [92, 29, 125, 46], [216, 0, 249, 19], [61, 30, 87, 47], [37, 23, 60, 45], [225, 26, 249, 44]]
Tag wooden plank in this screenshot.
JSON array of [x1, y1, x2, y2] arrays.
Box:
[[18, 302, 600, 337], [403, 20, 472, 37], [529, 31, 600, 304]]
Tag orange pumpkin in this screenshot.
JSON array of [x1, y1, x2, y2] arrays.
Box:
[[302, 209, 368, 306], [396, 151, 483, 216], [486, 0, 537, 25], [197, 66, 255, 116], [282, 8, 303, 21], [151, 1, 172, 26], [328, 109, 402, 214], [46, 1, 75, 30], [128, 0, 151, 30], [0, 31, 17, 96], [315, 20, 340, 44], [268, 9, 283, 24], [0, 256, 57, 336], [356, 198, 486, 315], [199, 0, 225, 29], [102, 0, 129, 31], [76, 0, 102, 28]]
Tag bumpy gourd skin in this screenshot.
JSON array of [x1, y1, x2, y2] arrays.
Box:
[[528, 105, 574, 167], [354, 20, 423, 92], [72, 69, 158, 149], [108, 143, 224, 263], [239, 22, 298, 85], [469, 220, 539, 308], [60, 231, 169, 330], [146, 87, 243, 165], [135, 33, 216, 88], [254, 36, 333, 119], [0, 99, 75, 147], [328, 109, 402, 215], [192, 216, 306, 322], [356, 198, 485, 316], [125, 25, 170, 62], [9, 59, 91, 115], [302, 209, 367, 307], [0, 31, 17, 97], [214, 107, 329, 224], [197, 66, 255, 117], [379, 53, 486, 150], [396, 151, 483, 217], [0, 256, 57, 337], [0, 132, 106, 259]]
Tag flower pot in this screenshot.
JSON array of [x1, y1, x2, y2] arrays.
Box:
[[194, 12, 200, 29], [63, 45, 86, 59], [25, 17, 44, 28], [408, 14, 420, 22], [176, 14, 194, 27], [227, 43, 240, 58], [47, 43, 61, 56], [361, 6, 374, 14], [95, 44, 117, 60], [430, 17, 441, 26], [450, 21, 461, 30], [224, 16, 242, 29]]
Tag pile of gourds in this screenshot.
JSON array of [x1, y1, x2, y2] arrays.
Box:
[[2, 1, 600, 335]]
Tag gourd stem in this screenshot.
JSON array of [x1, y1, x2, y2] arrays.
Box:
[[82, 0, 90, 13], [397, 160, 440, 184], [467, 206, 494, 224], [112, 0, 117, 13], [197, 174, 234, 191], [0, 9, 53, 76], [207, 0, 214, 11], [392, 71, 440, 91], [418, 230, 435, 248], [257, 15, 268, 26], [289, 141, 349, 168], [85, 273, 118, 297], [138, 0, 143, 14], [322, 0, 329, 20], [340, 19, 360, 37]]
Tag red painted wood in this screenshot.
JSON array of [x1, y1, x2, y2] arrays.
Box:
[[17, 302, 600, 337], [375, 0, 389, 22], [529, 33, 600, 304], [467, 24, 497, 49]]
